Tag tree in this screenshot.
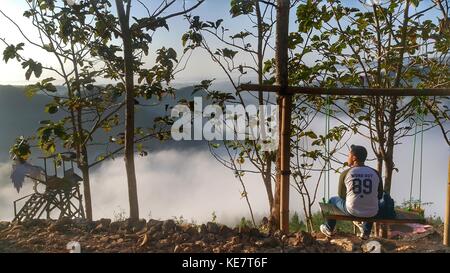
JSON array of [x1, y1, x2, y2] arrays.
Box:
[[182, 0, 283, 227], [1, 0, 128, 220], [93, 0, 204, 220], [291, 0, 449, 195], [115, 0, 140, 221], [271, 0, 351, 231], [182, 0, 351, 231], [2, 0, 191, 221]]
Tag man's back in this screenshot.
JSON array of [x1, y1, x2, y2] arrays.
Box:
[[321, 145, 383, 239], [343, 166, 382, 217]]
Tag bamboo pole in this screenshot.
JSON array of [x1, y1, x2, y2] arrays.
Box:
[[239, 84, 450, 97], [444, 156, 450, 246], [280, 95, 292, 233], [276, 0, 291, 233]]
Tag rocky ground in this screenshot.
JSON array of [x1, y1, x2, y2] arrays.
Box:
[[0, 218, 448, 253]]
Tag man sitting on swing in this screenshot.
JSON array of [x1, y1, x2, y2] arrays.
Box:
[[320, 145, 384, 240]]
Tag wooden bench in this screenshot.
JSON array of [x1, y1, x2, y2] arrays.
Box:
[[319, 202, 426, 238]]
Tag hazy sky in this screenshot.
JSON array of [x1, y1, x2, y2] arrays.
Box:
[[0, 0, 255, 84], [0, 0, 443, 85]]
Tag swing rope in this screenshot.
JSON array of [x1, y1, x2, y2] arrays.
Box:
[[419, 112, 424, 204], [409, 110, 424, 209], [323, 96, 331, 202], [409, 119, 418, 206]]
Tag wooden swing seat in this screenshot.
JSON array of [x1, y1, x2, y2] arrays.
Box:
[[319, 203, 426, 225]]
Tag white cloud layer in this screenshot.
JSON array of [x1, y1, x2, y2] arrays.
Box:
[[0, 127, 448, 225], [0, 149, 272, 226]]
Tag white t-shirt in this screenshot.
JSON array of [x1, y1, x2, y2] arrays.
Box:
[[344, 166, 381, 217]]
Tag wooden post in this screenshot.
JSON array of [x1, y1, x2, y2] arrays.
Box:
[[444, 156, 450, 246], [275, 0, 291, 233], [280, 96, 292, 233]]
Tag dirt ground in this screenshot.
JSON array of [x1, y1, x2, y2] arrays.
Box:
[[315, 225, 449, 253], [0, 219, 448, 253]]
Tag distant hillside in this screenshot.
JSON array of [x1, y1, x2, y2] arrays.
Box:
[[0, 83, 279, 168], [0, 85, 52, 160], [0, 85, 209, 166]]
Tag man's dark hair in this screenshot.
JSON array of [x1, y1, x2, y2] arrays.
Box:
[[350, 145, 368, 163]]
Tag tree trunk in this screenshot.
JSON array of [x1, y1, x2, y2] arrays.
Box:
[[77, 118, 92, 221], [79, 160, 92, 220], [376, 153, 383, 177], [384, 158, 394, 194], [263, 170, 274, 213], [67, 39, 94, 221], [381, 1, 409, 194], [272, 141, 281, 229], [255, 0, 276, 220], [299, 183, 311, 232], [307, 204, 313, 232], [384, 97, 398, 194], [116, 0, 139, 220]]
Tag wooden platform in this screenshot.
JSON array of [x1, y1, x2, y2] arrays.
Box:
[[319, 203, 426, 224]]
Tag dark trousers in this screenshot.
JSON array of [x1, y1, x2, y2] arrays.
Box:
[[325, 196, 374, 236]]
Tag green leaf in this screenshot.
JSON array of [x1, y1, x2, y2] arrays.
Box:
[[215, 19, 224, 28], [167, 48, 177, 61], [45, 104, 59, 114], [231, 31, 251, 40], [2, 43, 24, 64], [222, 48, 238, 59], [302, 130, 318, 139], [24, 84, 40, 98], [44, 83, 57, 92], [182, 33, 190, 47], [96, 155, 105, 162], [41, 77, 55, 84], [47, 143, 56, 154], [53, 125, 67, 140], [137, 143, 143, 152], [211, 143, 220, 149], [10, 137, 31, 160], [22, 59, 43, 80], [230, 0, 254, 17]]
